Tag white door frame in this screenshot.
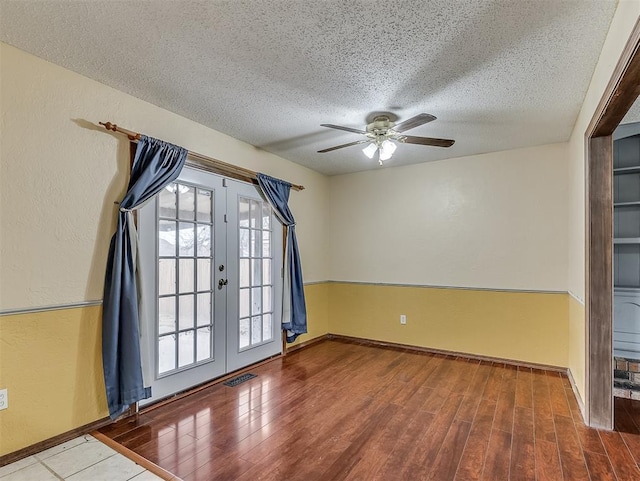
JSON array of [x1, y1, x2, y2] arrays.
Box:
[[138, 168, 283, 405]]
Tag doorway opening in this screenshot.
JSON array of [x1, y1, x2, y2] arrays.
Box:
[[586, 19, 640, 429]]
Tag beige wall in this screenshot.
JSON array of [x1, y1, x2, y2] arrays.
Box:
[[566, 1, 640, 402], [0, 42, 329, 312], [329, 142, 568, 291]]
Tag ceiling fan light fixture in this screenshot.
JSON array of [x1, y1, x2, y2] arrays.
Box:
[[379, 140, 397, 161], [319, 113, 454, 165], [362, 143, 377, 159]]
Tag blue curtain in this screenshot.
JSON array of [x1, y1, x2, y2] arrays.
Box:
[[257, 173, 307, 342], [103, 135, 187, 419]]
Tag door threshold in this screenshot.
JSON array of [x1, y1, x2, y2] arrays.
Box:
[[136, 352, 284, 416]]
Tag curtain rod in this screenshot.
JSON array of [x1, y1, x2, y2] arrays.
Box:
[[99, 121, 305, 191]]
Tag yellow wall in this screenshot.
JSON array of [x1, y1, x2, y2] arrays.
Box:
[[0, 306, 108, 455], [328, 283, 569, 368], [566, 1, 640, 402], [289, 283, 330, 348], [568, 295, 586, 401]]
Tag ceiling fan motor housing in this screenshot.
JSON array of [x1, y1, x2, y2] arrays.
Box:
[[366, 115, 395, 135]]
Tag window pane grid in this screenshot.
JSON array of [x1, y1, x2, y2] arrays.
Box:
[[157, 182, 215, 376], [238, 197, 275, 351]]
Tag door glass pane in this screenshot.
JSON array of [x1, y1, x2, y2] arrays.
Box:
[[239, 229, 250, 257], [262, 204, 271, 229], [251, 316, 262, 344], [239, 288, 250, 318], [250, 200, 259, 228], [179, 222, 195, 256], [179, 259, 194, 293], [251, 287, 261, 315], [196, 327, 211, 362], [159, 297, 175, 335], [179, 294, 194, 330], [263, 231, 270, 257], [179, 185, 195, 221], [178, 331, 195, 367], [239, 259, 250, 288], [252, 259, 261, 286], [263, 286, 272, 313], [197, 293, 211, 327], [197, 259, 211, 291], [159, 259, 176, 295], [196, 225, 211, 257], [158, 335, 176, 374], [263, 259, 271, 285], [197, 189, 212, 223], [239, 318, 250, 349], [251, 230, 262, 257], [159, 185, 177, 218], [263, 313, 272, 341], [158, 220, 176, 257], [239, 198, 250, 227]]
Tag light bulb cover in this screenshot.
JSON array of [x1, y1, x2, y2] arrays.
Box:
[[379, 140, 397, 161], [362, 143, 377, 159]]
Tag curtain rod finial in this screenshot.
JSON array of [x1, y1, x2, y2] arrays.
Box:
[[100, 121, 117, 132], [100, 121, 141, 141]]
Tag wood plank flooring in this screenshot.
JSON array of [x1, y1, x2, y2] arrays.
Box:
[[99, 339, 640, 481]]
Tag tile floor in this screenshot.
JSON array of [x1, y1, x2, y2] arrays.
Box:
[[0, 435, 164, 481]]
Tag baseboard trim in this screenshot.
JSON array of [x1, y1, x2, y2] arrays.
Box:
[[567, 368, 586, 422], [286, 334, 330, 353], [92, 431, 183, 481], [326, 333, 568, 373], [0, 416, 112, 467]]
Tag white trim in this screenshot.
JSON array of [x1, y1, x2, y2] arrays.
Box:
[[568, 290, 586, 305], [0, 300, 102, 317], [326, 280, 567, 295], [0, 284, 574, 315]]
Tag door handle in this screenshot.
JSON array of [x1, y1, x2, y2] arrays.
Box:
[[218, 278, 228, 289]]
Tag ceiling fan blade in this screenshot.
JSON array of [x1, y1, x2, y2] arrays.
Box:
[[401, 135, 455, 148], [320, 124, 368, 135], [393, 113, 437, 133], [317, 139, 370, 153]]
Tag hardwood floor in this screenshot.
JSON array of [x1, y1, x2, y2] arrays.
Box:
[[99, 339, 640, 481]]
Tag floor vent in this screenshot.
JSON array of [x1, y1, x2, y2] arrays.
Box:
[[223, 373, 257, 387]]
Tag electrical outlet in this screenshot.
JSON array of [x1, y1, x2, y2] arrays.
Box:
[[0, 388, 7, 410], [400, 314, 407, 325]]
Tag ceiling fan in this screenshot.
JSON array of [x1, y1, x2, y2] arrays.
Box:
[[317, 113, 455, 165]]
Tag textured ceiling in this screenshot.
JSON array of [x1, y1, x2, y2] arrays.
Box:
[[0, 0, 617, 176], [622, 97, 640, 125]]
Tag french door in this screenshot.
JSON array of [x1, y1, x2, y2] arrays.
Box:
[[138, 168, 283, 404]]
